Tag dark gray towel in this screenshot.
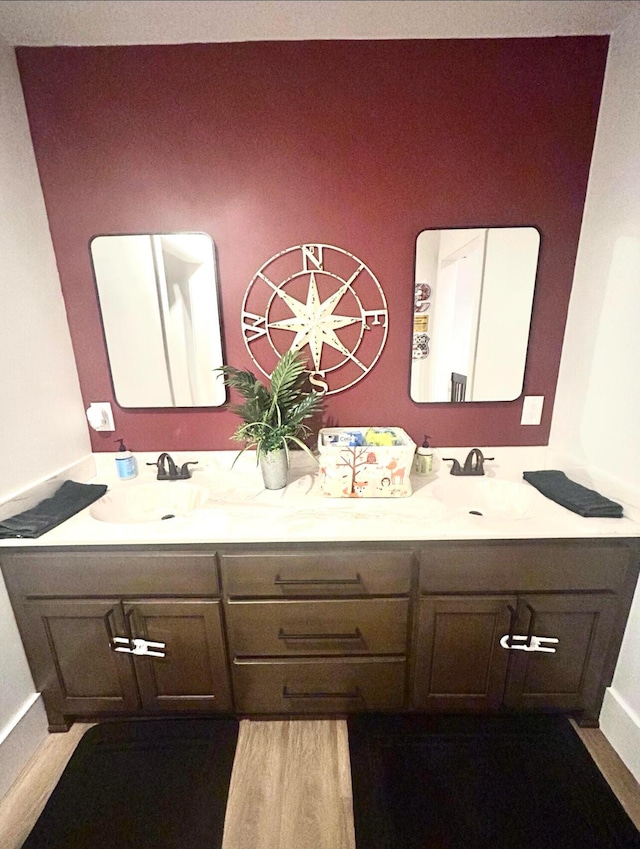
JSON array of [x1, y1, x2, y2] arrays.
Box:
[[523, 470, 623, 518], [0, 480, 107, 539]]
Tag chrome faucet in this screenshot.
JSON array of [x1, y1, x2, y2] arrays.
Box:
[[442, 448, 494, 476], [146, 453, 198, 481]]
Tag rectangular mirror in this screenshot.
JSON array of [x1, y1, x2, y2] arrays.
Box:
[[90, 232, 226, 408], [410, 226, 540, 403]]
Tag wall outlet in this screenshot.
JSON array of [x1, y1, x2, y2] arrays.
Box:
[[86, 402, 115, 432], [521, 395, 544, 426]]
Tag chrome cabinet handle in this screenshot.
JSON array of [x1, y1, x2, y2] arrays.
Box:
[[277, 627, 364, 642], [282, 685, 362, 700]]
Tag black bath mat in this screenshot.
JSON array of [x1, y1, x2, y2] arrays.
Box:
[[348, 714, 640, 849], [22, 718, 239, 849]]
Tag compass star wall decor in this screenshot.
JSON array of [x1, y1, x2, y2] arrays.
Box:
[[241, 244, 388, 394]]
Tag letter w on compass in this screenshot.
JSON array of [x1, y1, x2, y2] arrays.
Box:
[[242, 311, 268, 342]]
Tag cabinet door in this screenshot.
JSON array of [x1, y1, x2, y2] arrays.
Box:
[[23, 598, 139, 722], [125, 599, 232, 713], [504, 593, 618, 717], [413, 595, 516, 711]]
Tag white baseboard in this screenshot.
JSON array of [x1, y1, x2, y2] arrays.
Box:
[[0, 693, 48, 802], [600, 687, 640, 783]]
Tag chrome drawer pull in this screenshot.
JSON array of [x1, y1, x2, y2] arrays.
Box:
[[282, 685, 362, 700], [278, 627, 364, 642], [500, 634, 558, 653], [274, 573, 363, 586]]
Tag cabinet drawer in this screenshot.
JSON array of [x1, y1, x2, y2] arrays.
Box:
[[226, 598, 409, 656], [232, 657, 406, 713], [420, 541, 636, 594], [221, 549, 412, 598], [1, 550, 220, 597]]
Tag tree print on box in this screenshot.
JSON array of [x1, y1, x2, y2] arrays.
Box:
[[318, 428, 416, 498]]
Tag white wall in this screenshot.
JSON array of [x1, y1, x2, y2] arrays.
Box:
[[549, 6, 640, 780], [0, 35, 91, 797], [473, 228, 538, 401], [91, 235, 173, 406]]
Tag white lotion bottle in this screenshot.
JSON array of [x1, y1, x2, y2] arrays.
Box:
[[115, 438, 138, 480], [413, 435, 433, 475]]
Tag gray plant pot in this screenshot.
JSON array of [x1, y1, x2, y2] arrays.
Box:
[[259, 447, 288, 490]]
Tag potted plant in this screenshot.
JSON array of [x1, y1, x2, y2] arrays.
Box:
[[218, 350, 324, 489]]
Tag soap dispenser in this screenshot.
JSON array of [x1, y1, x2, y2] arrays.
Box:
[[114, 438, 138, 480], [413, 435, 433, 476]]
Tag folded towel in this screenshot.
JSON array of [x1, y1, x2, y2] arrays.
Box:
[[523, 470, 623, 518], [0, 480, 108, 539]]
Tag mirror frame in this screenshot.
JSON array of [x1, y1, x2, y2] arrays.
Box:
[[410, 225, 541, 404], [90, 231, 226, 409]]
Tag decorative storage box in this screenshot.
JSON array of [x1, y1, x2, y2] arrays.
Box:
[[318, 427, 417, 498]]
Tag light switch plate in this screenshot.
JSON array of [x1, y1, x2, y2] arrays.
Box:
[[521, 395, 544, 426]]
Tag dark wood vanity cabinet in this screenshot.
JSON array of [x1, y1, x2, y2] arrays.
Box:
[[413, 592, 618, 719], [219, 547, 414, 714], [122, 598, 231, 714], [413, 595, 515, 712], [1, 537, 638, 728], [413, 540, 639, 724], [18, 596, 231, 728], [502, 592, 618, 716], [22, 597, 141, 723], [1, 549, 232, 730]]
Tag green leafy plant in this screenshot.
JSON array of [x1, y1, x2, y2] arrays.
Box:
[[218, 350, 323, 464]]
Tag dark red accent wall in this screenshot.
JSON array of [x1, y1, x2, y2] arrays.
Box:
[[17, 38, 608, 451]]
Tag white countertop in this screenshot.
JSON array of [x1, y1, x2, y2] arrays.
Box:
[[1, 448, 639, 548]]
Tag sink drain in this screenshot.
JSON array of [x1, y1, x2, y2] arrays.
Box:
[[161, 514, 176, 521], [469, 510, 483, 516]]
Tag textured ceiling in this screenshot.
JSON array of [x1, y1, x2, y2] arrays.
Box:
[[0, 0, 638, 46]]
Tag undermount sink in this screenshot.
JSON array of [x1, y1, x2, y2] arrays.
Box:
[[90, 482, 211, 524], [431, 477, 535, 520]]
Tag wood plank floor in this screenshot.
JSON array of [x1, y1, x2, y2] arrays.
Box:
[[222, 719, 355, 849], [0, 722, 93, 849], [574, 722, 640, 830], [0, 718, 638, 848]]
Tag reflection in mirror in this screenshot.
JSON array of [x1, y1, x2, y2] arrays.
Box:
[[410, 227, 540, 403], [91, 233, 226, 408]]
